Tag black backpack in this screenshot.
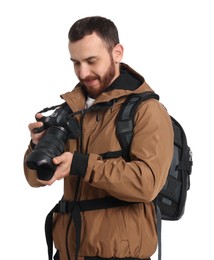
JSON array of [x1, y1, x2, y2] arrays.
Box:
[[116, 91, 193, 259]]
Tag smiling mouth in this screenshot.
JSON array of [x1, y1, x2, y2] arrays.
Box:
[[84, 78, 98, 87]]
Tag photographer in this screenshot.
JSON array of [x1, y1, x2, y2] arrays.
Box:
[[23, 16, 174, 260]]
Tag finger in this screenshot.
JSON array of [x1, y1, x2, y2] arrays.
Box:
[[53, 152, 69, 165], [37, 175, 57, 186], [28, 121, 43, 132], [35, 113, 43, 119]]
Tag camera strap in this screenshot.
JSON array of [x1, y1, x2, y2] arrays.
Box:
[[37, 103, 66, 114], [36, 98, 119, 119], [70, 98, 119, 117]]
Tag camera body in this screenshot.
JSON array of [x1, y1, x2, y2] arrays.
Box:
[[26, 102, 80, 181]]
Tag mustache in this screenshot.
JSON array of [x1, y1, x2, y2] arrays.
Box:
[[80, 75, 99, 82]]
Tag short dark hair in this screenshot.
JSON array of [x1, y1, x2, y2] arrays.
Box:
[[68, 16, 120, 51]]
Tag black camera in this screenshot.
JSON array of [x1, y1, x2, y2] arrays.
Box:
[[26, 102, 81, 181]]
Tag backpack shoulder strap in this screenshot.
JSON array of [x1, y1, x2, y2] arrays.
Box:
[[116, 91, 159, 159]]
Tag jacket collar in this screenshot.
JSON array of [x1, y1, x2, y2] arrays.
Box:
[[61, 63, 154, 113]]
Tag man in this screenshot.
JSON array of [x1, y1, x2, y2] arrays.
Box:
[[24, 16, 174, 260]]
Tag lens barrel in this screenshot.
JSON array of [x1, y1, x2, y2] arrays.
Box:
[[26, 126, 68, 180]]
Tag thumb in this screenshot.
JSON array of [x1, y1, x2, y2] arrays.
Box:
[[53, 156, 61, 165]]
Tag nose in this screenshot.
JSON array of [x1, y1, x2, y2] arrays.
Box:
[[78, 63, 90, 80]]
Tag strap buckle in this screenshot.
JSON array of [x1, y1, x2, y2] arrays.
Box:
[[58, 200, 67, 214]]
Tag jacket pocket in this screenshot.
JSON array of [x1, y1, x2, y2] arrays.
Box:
[[115, 208, 128, 241]]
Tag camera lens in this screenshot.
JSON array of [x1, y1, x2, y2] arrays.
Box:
[[26, 126, 68, 180]]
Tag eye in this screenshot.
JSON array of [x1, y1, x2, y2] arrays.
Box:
[[70, 58, 80, 66], [73, 61, 80, 66], [87, 58, 97, 65]]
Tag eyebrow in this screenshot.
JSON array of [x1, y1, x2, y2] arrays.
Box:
[[70, 56, 97, 62]]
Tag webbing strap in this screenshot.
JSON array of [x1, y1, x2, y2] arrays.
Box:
[[45, 197, 137, 260], [45, 204, 59, 260], [45, 202, 82, 260], [156, 206, 162, 260]]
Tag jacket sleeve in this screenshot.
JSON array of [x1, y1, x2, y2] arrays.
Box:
[[80, 99, 174, 203]]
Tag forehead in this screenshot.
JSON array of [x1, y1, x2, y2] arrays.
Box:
[[68, 32, 109, 60]]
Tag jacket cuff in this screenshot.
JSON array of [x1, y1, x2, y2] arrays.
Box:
[[70, 151, 89, 178]]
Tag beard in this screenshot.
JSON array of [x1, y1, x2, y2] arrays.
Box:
[[81, 57, 116, 98]]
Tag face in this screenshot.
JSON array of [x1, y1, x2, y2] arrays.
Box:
[[69, 32, 123, 98]]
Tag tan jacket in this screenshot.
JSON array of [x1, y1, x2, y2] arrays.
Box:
[[24, 63, 174, 260]]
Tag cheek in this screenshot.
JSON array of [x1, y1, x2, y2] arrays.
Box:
[[95, 62, 110, 77], [73, 67, 80, 78]]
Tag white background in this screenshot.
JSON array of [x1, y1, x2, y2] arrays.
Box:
[[0, 0, 213, 259]]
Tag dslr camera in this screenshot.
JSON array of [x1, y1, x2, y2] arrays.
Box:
[[26, 102, 80, 181]]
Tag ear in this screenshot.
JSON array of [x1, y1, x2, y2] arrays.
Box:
[[113, 44, 124, 63]]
